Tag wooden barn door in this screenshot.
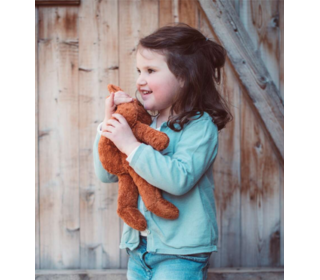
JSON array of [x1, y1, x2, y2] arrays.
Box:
[[36, 0, 284, 273]]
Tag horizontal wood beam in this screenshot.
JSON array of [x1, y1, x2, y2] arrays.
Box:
[[198, 0, 284, 159], [35, 0, 80, 5], [35, 268, 284, 280]]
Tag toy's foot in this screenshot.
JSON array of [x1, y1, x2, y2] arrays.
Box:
[[148, 199, 179, 220], [117, 207, 147, 231]]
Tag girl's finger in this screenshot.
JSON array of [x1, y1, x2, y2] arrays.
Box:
[[116, 97, 132, 101], [107, 119, 119, 126], [101, 131, 111, 138], [112, 113, 126, 124], [103, 125, 114, 133], [110, 92, 115, 107], [114, 97, 133, 105]]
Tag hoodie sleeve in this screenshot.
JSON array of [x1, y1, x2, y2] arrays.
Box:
[[93, 131, 119, 183], [128, 118, 218, 196]]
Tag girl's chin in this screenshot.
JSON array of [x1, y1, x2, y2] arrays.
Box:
[[142, 102, 154, 111]]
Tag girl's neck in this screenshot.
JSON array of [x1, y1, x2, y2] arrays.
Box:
[[158, 106, 175, 123]]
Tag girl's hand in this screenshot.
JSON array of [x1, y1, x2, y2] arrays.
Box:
[[102, 91, 133, 131], [102, 113, 141, 156], [114, 90, 133, 105]]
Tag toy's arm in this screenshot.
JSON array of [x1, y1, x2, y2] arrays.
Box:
[[132, 122, 169, 151], [128, 119, 218, 196], [93, 131, 119, 183]]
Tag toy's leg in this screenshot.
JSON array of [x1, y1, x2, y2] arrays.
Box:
[[148, 188, 179, 220], [117, 173, 147, 231], [98, 138, 123, 172], [127, 168, 179, 220]]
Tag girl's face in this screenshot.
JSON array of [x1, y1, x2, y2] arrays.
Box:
[[136, 47, 183, 118]]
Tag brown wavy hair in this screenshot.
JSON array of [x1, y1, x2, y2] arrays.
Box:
[[134, 22, 233, 132]]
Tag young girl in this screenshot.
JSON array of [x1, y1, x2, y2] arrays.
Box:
[[93, 23, 232, 280]]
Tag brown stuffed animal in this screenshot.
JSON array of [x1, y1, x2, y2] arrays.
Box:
[[98, 84, 179, 231]]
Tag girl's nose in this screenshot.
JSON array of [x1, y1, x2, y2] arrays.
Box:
[[136, 75, 147, 86]]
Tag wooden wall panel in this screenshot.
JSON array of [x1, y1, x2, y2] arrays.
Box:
[[238, 0, 282, 102], [36, 0, 81, 5], [35, 6, 40, 270], [240, 94, 281, 267], [279, 0, 284, 101], [209, 62, 242, 268], [280, 166, 283, 266], [78, 0, 121, 269], [179, 0, 198, 27], [35, 0, 283, 270], [38, 7, 80, 269], [159, 0, 174, 27], [200, 8, 242, 268]]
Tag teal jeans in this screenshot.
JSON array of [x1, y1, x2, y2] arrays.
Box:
[[126, 236, 212, 280]]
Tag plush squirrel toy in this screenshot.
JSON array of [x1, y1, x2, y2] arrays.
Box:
[[98, 84, 179, 231]]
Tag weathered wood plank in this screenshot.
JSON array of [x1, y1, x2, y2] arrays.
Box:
[[240, 94, 281, 266], [202, 4, 250, 268], [229, 0, 240, 16], [35, 0, 284, 271], [35, 268, 284, 280], [159, 0, 173, 27], [197, 0, 284, 160], [36, 0, 80, 5], [179, 0, 198, 28], [38, 6, 80, 269], [238, 0, 282, 101], [78, 0, 122, 269], [35, 6, 40, 270], [213, 63, 241, 268], [280, 165, 283, 266], [279, 0, 284, 101], [199, 10, 242, 268]]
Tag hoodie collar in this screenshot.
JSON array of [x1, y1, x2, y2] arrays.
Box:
[[150, 111, 211, 129]]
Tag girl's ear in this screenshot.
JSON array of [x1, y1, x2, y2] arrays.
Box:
[[179, 79, 184, 88]]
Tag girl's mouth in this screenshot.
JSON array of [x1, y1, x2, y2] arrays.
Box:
[[141, 90, 153, 95]]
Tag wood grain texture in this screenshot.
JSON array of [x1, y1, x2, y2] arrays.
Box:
[[78, 0, 123, 269], [35, 268, 284, 280], [238, 0, 282, 102], [199, 10, 241, 268], [279, 0, 284, 101], [280, 165, 283, 266], [198, 0, 284, 160], [36, 0, 81, 5], [159, 0, 174, 27], [38, 6, 80, 269], [240, 95, 281, 267], [35, 6, 40, 270], [179, 0, 198, 27], [214, 63, 241, 268], [35, 0, 284, 270]]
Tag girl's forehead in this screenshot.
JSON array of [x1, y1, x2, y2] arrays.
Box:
[[137, 47, 166, 62], [136, 49, 168, 70]]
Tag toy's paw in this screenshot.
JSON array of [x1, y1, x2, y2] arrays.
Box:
[[152, 133, 169, 151], [117, 207, 147, 231], [147, 199, 179, 220]]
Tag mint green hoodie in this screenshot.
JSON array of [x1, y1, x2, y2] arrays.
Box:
[[93, 111, 219, 255]]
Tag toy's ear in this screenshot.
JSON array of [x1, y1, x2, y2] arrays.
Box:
[[107, 84, 123, 93]]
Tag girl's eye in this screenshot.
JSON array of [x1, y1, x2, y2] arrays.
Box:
[[136, 69, 154, 74]]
